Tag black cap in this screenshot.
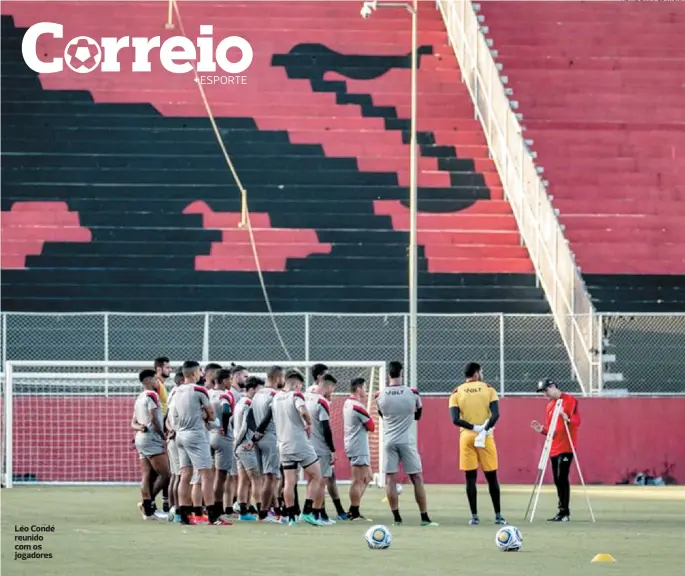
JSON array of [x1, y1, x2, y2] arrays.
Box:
[[537, 379, 556, 393]]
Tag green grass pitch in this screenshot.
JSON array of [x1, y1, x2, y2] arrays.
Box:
[[2, 485, 683, 576]]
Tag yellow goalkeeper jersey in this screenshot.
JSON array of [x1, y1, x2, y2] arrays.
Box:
[[156, 376, 169, 416]]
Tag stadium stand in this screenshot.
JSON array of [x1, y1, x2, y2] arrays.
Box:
[[0, 2, 550, 315], [480, 1, 685, 313]]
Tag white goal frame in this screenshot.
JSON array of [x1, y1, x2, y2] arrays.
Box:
[[2, 360, 386, 488]]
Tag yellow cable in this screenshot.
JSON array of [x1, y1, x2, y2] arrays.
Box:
[[171, 0, 292, 360]]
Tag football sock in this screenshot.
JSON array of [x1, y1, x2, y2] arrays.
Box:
[[256, 502, 261, 513], [162, 489, 169, 512], [349, 505, 360, 518], [208, 503, 220, 523], [179, 506, 191, 524], [320, 508, 330, 521], [239, 502, 248, 515], [420, 512, 431, 523], [484, 471, 501, 515], [248, 505, 257, 515], [465, 470, 478, 515], [303, 499, 314, 515], [313, 509, 321, 519], [214, 501, 223, 516], [142, 499, 154, 516], [332, 498, 346, 516], [391, 509, 402, 523], [259, 510, 269, 520], [287, 506, 298, 521], [192, 506, 203, 516], [225, 507, 233, 516]]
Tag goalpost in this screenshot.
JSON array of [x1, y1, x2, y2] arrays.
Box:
[[2, 360, 387, 489]]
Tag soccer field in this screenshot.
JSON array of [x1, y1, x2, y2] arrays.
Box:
[[1, 485, 683, 576]]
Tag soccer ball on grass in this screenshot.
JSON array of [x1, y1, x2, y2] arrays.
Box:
[[365, 524, 392, 549], [495, 526, 523, 552]]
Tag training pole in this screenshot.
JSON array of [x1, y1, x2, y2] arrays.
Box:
[[563, 419, 596, 522], [527, 399, 562, 522]]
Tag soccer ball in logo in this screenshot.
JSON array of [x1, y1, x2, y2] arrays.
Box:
[[64, 36, 101, 73], [495, 526, 523, 552], [365, 524, 392, 549]]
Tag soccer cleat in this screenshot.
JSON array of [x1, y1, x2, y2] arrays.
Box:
[[189, 514, 209, 525], [350, 515, 373, 522], [167, 506, 176, 522], [212, 518, 233, 526], [173, 514, 182, 523], [421, 520, 439, 527], [548, 513, 570, 522], [137, 502, 157, 521], [392, 521, 403, 526], [468, 516, 480, 526], [238, 514, 258, 522], [153, 509, 169, 520], [336, 513, 350, 521], [495, 515, 508, 525], [319, 518, 336, 525], [263, 514, 282, 524], [300, 513, 324, 526]]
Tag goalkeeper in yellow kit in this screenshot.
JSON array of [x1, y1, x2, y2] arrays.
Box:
[[448, 362, 506, 526]]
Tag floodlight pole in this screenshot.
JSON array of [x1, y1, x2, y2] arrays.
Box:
[[365, 0, 418, 391]]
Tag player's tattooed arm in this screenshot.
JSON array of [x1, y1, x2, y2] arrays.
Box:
[[221, 403, 232, 435], [255, 406, 273, 436], [131, 416, 146, 432], [149, 407, 165, 440], [485, 401, 500, 430], [321, 419, 336, 452], [450, 407, 475, 430]]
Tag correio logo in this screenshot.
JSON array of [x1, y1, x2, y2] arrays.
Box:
[[22, 22, 253, 75]]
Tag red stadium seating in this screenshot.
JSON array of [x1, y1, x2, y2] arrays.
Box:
[[481, 1, 685, 284]]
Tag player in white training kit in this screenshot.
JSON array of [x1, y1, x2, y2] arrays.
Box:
[[225, 365, 248, 512], [208, 368, 235, 524], [165, 369, 184, 522], [307, 364, 350, 520], [272, 369, 327, 526], [171, 360, 229, 526], [131, 369, 170, 521], [343, 377, 375, 520], [375, 361, 438, 527], [233, 376, 264, 521], [305, 374, 339, 524], [252, 365, 285, 522]]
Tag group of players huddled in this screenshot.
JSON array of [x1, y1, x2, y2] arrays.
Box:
[[132, 358, 439, 526]]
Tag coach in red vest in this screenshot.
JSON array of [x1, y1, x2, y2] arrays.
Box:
[[530, 379, 581, 522]]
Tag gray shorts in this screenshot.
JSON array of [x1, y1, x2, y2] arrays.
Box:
[[167, 438, 180, 474], [256, 439, 281, 477], [135, 432, 165, 459], [318, 453, 333, 478], [176, 429, 212, 471], [280, 442, 319, 471], [349, 453, 371, 468], [210, 433, 234, 472], [236, 446, 260, 472], [384, 442, 422, 475]]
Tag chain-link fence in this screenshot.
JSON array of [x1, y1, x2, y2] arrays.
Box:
[[600, 313, 685, 395], [1, 312, 684, 395]]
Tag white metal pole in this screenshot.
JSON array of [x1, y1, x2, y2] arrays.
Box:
[[408, 0, 419, 392], [499, 313, 505, 395], [5, 362, 13, 488], [165, 0, 175, 29], [104, 312, 110, 398], [202, 313, 210, 363], [304, 313, 310, 388], [563, 419, 596, 522], [529, 399, 563, 522]]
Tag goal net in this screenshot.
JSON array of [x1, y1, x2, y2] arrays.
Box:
[[2, 360, 386, 488]]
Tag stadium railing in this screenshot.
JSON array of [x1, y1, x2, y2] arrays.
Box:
[[436, 0, 600, 395], [2, 312, 684, 396]]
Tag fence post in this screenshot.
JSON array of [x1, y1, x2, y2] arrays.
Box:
[[499, 313, 505, 395], [403, 314, 409, 374], [304, 313, 310, 386], [2, 313, 7, 369], [104, 313, 110, 398], [202, 314, 210, 363], [4, 362, 13, 488], [597, 314, 604, 396]]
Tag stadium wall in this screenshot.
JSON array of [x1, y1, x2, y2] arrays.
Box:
[[9, 397, 685, 484], [420, 397, 685, 485]]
